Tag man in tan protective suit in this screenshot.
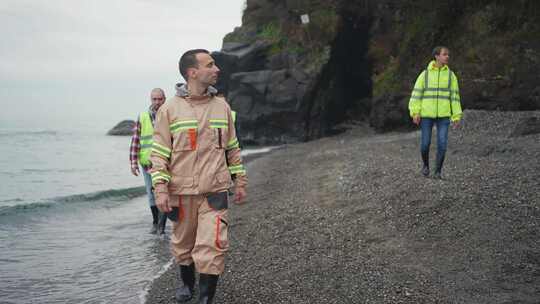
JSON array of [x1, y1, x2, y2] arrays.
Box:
[[150, 49, 247, 304]]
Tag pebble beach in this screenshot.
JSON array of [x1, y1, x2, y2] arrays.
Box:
[[145, 110, 540, 304]]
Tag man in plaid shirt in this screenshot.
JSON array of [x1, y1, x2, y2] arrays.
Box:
[[130, 88, 168, 234]]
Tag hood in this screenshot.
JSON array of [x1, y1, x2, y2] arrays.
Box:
[[175, 83, 218, 97], [427, 60, 449, 71]]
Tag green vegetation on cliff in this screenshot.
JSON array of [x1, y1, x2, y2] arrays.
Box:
[[369, 0, 540, 99]]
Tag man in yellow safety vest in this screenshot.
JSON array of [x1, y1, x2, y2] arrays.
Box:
[[129, 88, 168, 234]]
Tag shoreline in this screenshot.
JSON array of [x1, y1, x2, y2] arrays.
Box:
[[145, 110, 540, 304], [140, 145, 283, 304]]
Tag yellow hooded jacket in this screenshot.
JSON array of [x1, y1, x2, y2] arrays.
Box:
[[409, 60, 463, 121]]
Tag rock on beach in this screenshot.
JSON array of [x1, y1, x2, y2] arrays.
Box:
[[107, 120, 135, 136]]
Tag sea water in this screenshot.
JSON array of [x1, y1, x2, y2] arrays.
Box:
[[0, 126, 270, 304]]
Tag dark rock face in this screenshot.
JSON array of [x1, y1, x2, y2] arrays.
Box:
[[213, 39, 313, 144], [214, 1, 372, 144], [462, 77, 540, 111], [224, 68, 309, 144], [107, 120, 135, 136], [213, 41, 271, 94], [369, 94, 412, 132]]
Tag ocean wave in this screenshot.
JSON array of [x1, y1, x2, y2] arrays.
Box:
[[0, 186, 146, 217], [22, 168, 84, 173], [241, 145, 282, 156], [0, 198, 24, 203], [0, 130, 58, 137]]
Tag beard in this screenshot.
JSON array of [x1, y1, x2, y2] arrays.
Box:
[[203, 76, 218, 86]]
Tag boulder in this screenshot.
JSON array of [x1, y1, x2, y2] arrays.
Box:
[[107, 120, 135, 136]]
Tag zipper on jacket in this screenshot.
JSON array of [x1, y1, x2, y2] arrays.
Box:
[[436, 69, 440, 118], [218, 128, 223, 149]]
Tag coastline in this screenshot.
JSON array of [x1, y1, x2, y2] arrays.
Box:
[[145, 110, 540, 304], [140, 146, 282, 303]]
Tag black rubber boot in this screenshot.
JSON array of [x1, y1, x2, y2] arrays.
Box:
[[157, 212, 167, 235], [175, 263, 195, 302], [434, 152, 446, 179], [150, 206, 159, 224], [150, 206, 159, 234], [198, 274, 219, 304], [421, 150, 430, 177]]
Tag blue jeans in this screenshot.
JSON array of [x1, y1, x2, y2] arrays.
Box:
[[142, 169, 156, 207], [420, 117, 450, 159]]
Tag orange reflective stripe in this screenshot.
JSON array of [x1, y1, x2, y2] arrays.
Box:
[[188, 128, 197, 150], [215, 215, 224, 250]]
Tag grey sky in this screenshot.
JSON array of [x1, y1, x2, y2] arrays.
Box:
[[0, 0, 245, 130]]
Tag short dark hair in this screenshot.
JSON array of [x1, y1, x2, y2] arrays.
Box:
[[432, 46, 449, 58], [179, 49, 210, 80]]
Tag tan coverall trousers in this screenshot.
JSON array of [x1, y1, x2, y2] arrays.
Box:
[[169, 194, 229, 275]]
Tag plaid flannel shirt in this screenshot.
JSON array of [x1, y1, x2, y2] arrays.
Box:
[[129, 108, 156, 172]]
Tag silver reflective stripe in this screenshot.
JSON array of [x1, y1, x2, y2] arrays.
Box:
[[449, 70, 453, 115], [424, 88, 450, 92], [421, 95, 451, 100], [152, 142, 171, 159], [229, 164, 246, 175], [141, 144, 152, 149], [140, 135, 153, 141]]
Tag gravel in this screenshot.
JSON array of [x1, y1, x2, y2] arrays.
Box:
[[145, 110, 540, 304]]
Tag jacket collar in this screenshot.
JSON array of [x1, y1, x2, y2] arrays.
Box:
[[175, 83, 218, 98], [427, 60, 449, 71]]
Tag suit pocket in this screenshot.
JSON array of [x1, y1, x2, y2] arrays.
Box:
[[213, 169, 231, 189], [171, 176, 194, 187], [206, 191, 228, 210], [215, 214, 229, 250]]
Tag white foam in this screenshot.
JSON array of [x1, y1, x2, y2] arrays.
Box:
[[139, 258, 175, 304], [241, 145, 281, 156]]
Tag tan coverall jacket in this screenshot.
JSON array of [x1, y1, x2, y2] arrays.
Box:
[[149, 92, 247, 193]]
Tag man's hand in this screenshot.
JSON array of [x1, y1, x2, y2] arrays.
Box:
[[412, 115, 421, 125], [131, 166, 140, 176], [452, 120, 460, 130], [234, 187, 247, 205], [155, 192, 171, 213]]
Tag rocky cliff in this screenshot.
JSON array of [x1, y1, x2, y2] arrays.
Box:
[[214, 0, 540, 144]]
